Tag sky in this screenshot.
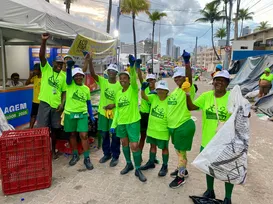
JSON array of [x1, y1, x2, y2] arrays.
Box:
[[50, 0, 273, 55]]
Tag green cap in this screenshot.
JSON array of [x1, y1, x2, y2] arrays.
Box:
[[265, 67, 271, 73]]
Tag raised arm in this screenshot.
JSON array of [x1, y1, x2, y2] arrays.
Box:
[[86, 53, 98, 82], [182, 50, 193, 85], [66, 62, 73, 85], [25, 72, 34, 86], [136, 59, 143, 84], [141, 82, 149, 101], [39, 34, 50, 67]]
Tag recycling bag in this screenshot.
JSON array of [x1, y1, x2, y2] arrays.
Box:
[[0, 108, 14, 136], [192, 85, 251, 185]]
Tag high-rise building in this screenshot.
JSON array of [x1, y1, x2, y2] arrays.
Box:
[[166, 38, 174, 57], [173, 45, 176, 59], [242, 26, 252, 36], [174, 46, 180, 60]]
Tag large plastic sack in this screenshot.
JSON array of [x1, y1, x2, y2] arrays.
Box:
[[192, 85, 251, 185], [0, 108, 14, 136]]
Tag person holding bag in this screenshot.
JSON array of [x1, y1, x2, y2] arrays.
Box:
[[185, 70, 233, 204]]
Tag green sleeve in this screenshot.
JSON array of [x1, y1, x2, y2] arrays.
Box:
[[147, 94, 156, 103], [130, 66, 138, 90], [194, 92, 206, 110], [96, 75, 105, 86]]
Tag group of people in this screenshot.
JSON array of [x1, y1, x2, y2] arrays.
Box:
[[24, 33, 254, 204]]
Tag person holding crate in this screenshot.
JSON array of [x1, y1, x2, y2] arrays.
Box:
[[64, 60, 95, 170]]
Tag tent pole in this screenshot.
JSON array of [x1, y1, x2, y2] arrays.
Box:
[[0, 29, 6, 90]]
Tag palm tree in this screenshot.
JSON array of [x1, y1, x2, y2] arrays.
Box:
[[237, 8, 254, 36], [255, 21, 271, 31], [121, 0, 150, 58], [146, 11, 167, 71], [196, 2, 225, 60], [215, 28, 227, 39], [106, 0, 113, 33], [234, 0, 241, 40]]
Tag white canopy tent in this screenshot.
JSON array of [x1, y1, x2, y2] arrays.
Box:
[[0, 0, 114, 89]]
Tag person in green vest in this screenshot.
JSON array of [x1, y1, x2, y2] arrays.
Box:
[[110, 55, 147, 182], [185, 70, 233, 204], [140, 80, 170, 177], [64, 61, 95, 170], [37, 33, 66, 160], [259, 67, 273, 98], [87, 52, 122, 167], [139, 73, 157, 163], [167, 51, 196, 189]]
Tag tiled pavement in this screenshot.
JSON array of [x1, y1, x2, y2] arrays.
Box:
[[1, 80, 272, 204]]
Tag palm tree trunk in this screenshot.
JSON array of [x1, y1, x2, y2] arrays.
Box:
[[106, 0, 112, 33], [151, 22, 155, 73], [132, 12, 137, 59], [211, 23, 220, 60], [234, 0, 241, 40], [240, 20, 244, 36]]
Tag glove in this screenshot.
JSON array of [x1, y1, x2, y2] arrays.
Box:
[[105, 109, 114, 119], [129, 55, 135, 67], [82, 51, 89, 57], [182, 50, 191, 64], [182, 77, 191, 93], [67, 60, 75, 68], [149, 90, 157, 95], [110, 128, 115, 134], [135, 59, 142, 69], [141, 82, 149, 91]]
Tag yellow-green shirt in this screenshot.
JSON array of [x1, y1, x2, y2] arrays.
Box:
[[147, 95, 169, 141], [194, 90, 231, 147], [111, 67, 140, 128], [96, 75, 122, 116], [30, 76, 41, 104], [39, 62, 67, 108], [260, 73, 273, 82], [140, 87, 151, 113], [167, 86, 194, 129], [64, 81, 90, 114]]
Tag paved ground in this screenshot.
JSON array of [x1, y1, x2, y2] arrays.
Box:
[[1, 79, 273, 204]]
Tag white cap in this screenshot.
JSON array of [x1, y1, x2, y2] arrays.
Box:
[[213, 70, 230, 80], [72, 68, 85, 77], [146, 74, 156, 80], [156, 80, 169, 92], [119, 71, 130, 78], [64, 55, 73, 60], [172, 67, 186, 78], [106, 64, 119, 72]]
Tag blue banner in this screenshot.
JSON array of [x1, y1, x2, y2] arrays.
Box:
[[0, 89, 33, 128]]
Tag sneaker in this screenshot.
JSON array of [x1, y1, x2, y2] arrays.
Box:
[[109, 158, 119, 167], [120, 163, 134, 175], [203, 189, 216, 199], [69, 154, 80, 166], [139, 161, 155, 170], [170, 169, 189, 178], [223, 198, 232, 204], [158, 164, 168, 177], [135, 169, 147, 182], [169, 176, 186, 189], [99, 155, 112, 163], [84, 157, 94, 170]]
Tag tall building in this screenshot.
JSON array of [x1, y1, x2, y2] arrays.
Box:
[[166, 38, 174, 57], [174, 46, 181, 60], [242, 26, 252, 36]]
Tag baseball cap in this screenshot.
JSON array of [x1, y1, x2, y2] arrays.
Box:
[[72, 68, 85, 77], [146, 74, 156, 80], [64, 55, 73, 60], [106, 64, 119, 72], [118, 71, 130, 78], [54, 56, 64, 62], [156, 80, 169, 92], [265, 67, 271, 73], [172, 67, 185, 78], [213, 70, 230, 80], [216, 64, 223, 70]]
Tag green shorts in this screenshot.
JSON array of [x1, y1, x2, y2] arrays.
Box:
[[64, 113, 88, 133], [169, 119, 196, 151], [146, 136, 169, 150], [98, 113, 113, 132], [116, 121, 140, 143]]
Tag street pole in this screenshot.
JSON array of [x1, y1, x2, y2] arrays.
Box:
[[116, 0, 121, 66], [195, 36, 198, 67], [224, 0, 233, 70]]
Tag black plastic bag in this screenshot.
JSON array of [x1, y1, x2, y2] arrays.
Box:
[[189, 196, 223, 204]]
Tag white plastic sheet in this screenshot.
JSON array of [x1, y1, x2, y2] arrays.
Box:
[[0, 108, 14, 136], [192, 85, 251, 185]]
